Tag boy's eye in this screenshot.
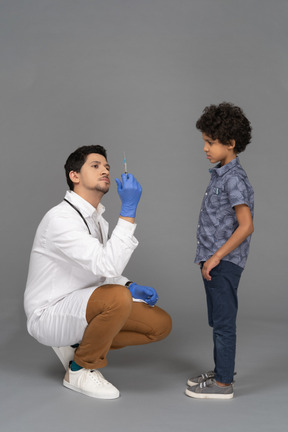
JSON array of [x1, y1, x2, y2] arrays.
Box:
[[92, 164, 99, 168]]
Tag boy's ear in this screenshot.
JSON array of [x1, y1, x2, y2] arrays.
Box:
[[228, 139, 236, 151]]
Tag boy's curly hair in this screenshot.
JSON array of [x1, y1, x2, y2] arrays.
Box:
[[196, 102, 252, 153]]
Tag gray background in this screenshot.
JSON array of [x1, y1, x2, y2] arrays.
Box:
[[0, 0, 287, 431]]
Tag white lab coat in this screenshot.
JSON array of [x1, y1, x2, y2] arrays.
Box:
[[24, 190, 138, 346]]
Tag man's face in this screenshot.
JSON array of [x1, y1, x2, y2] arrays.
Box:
[[202, 133, 236, 166], [72, 153, 111, 194]]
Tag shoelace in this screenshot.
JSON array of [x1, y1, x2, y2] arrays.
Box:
[[89, 370, 110, 386]]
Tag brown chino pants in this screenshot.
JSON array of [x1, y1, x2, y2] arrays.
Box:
[[73, 284, 172, 369]]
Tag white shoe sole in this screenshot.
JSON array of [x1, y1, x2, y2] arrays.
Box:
[[185, 387, 234, 399], [63, 379, 120, 400]]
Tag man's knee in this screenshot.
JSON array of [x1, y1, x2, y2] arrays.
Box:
[[151, 307, 172, 342], [111, 285, 133, 310]]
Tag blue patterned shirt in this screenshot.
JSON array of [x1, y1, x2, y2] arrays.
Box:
[[195, 157, 254, 269]]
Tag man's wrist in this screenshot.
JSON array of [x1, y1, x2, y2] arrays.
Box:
[[120, 216, 135, 224]]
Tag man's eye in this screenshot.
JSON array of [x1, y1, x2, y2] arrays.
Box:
[[92, 165, 99, 168]]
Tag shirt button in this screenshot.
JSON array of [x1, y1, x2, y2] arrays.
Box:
[[205, 192, 208, 195], [197, 241, 200, 244]]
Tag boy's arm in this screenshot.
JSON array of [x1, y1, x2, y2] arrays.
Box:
[[202, 204, 254, 281]]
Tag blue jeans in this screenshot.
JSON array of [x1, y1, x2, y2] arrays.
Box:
[[201, 260, 243, 384]]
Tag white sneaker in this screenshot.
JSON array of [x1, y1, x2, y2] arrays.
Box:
[[63, 368, 120, 399], [52, 346, 76, 370]]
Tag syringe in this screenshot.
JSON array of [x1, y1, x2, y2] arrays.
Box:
[[124, 152, 128, 174]]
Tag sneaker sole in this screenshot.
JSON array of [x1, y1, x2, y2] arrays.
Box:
[[63, 379, 120, 400], [185, 387, 234, 400]]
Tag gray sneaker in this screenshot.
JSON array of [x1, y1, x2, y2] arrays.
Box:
[[187, 371, 236, 387], [185, 378, 234, 400], [187, 370, 215, 387]]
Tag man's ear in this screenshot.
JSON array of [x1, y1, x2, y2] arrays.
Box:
[[69, 171, 80, 186]]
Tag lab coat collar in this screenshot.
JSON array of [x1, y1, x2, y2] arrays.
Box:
[[64, 190, 105, 218]]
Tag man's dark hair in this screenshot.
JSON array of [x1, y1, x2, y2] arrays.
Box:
[[64, 145, 107, 190], [196, 102, 252, 153]]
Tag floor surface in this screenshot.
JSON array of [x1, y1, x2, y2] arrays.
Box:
[[1, 317, 287, 432]]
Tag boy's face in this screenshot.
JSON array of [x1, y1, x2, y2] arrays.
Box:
[[202, 133, 236, 166]]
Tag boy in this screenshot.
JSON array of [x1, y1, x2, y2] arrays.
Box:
[[186, 102, 254, 399]]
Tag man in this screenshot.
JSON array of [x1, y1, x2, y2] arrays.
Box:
[[24, 145, 172, 399]]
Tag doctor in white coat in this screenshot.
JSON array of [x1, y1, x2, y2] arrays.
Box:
[[24, 145, 172, 399]]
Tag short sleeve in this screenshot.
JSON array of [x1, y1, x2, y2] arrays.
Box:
[[225, 176, 251, 209]]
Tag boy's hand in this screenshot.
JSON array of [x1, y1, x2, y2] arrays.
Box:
[[202, 255, 221, 281]]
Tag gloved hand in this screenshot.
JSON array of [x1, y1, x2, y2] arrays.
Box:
[[115, 174, 142, 218], [128, 283, 159, 306]]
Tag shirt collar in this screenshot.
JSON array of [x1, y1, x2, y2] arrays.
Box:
[[64, 190, 105, 218], [209, 157, 240, 177]]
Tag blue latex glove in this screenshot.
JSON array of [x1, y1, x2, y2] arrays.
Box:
[[115, 173, 142, 218], [128, 283, 159, 306]]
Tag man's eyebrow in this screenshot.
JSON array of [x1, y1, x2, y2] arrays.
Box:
[[90, 160, 110, 168]]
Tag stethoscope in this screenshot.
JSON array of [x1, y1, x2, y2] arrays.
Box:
[[64, 199, 91, 235]]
